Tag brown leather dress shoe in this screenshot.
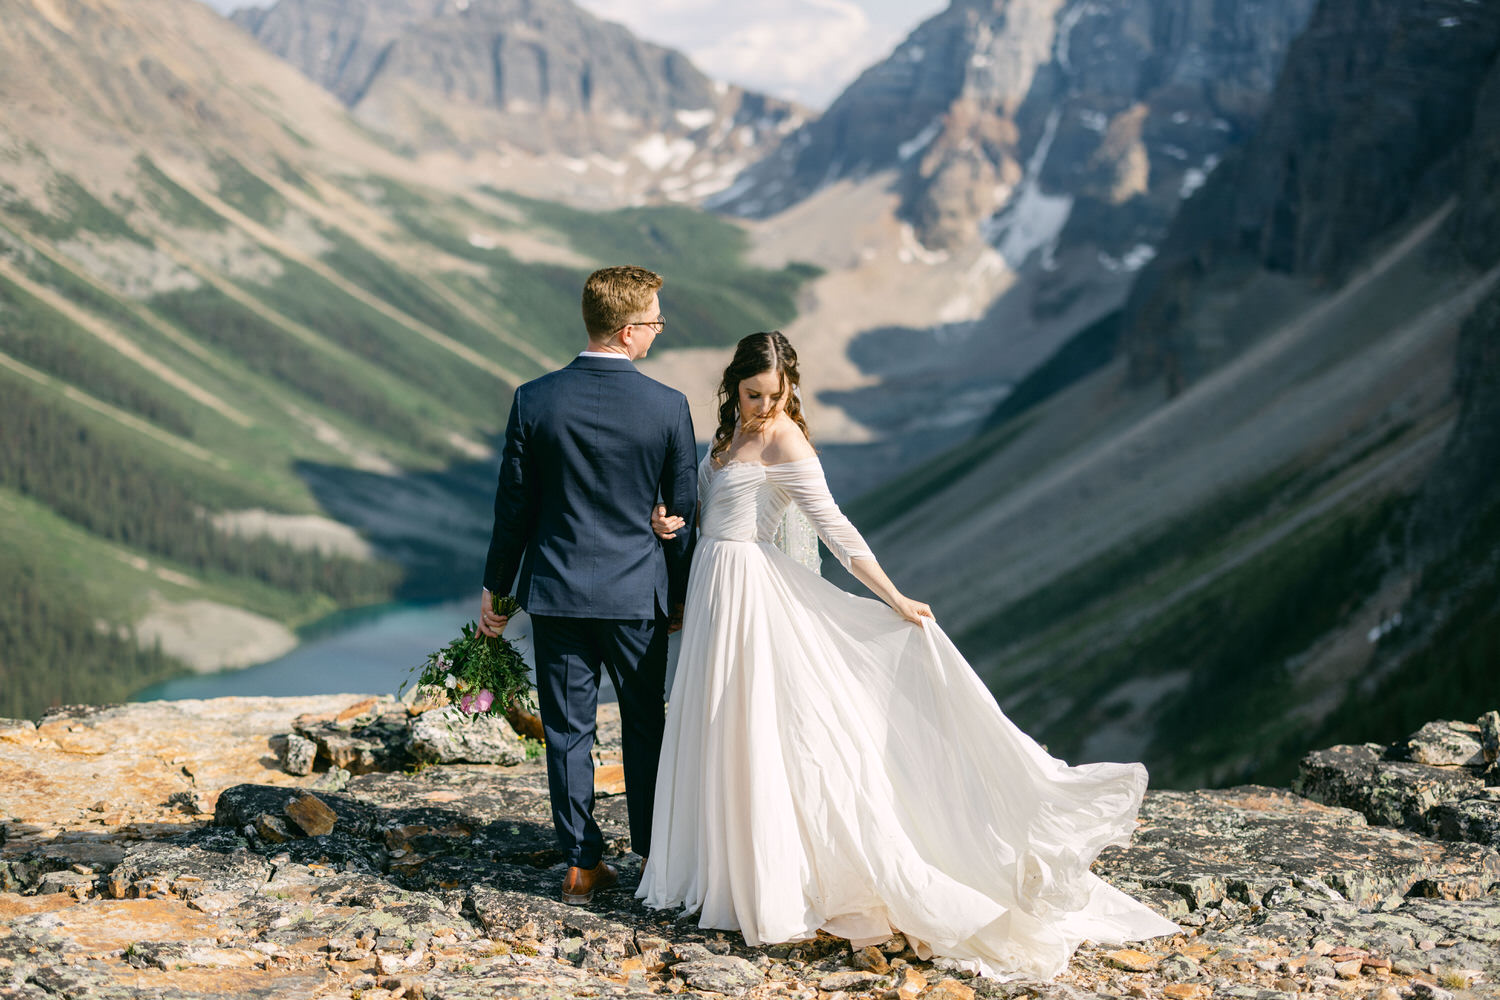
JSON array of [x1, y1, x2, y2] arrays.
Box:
[[561, 860, 618, 905]]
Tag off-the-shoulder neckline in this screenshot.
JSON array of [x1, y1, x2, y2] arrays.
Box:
[[709, 455, 820, 472]]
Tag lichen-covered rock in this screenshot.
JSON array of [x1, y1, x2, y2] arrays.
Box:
[[1095, 786, 1500, 911], [468, 883, 637, 958], [408, 707, 526, 766], [281, 733, 317, 775], [215, 783, 376, 838], [10, 698, 1500, 1000], [676, 954, 764, 995], [1295, 743, 1489, 831], [1481, 711, 1500, 766], [1158, 952, 1200, 980], [1406, 721, 1486, 767], [819, 969, 881, 991], [1430, 796, 1500, 848], [105, 834, 271, 901], [295, 717, 410, 775]]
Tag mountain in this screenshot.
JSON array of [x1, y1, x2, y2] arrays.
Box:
[[719, 0, 1316, 258], [677, 0, 1318, 504], [231, 0, 804, 205], [0, 0, 814, 717], [843, 0, 1500, 788], [1122, 0, 1500, 387]]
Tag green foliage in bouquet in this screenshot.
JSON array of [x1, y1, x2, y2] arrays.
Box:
[[402, 594, 533, 718]]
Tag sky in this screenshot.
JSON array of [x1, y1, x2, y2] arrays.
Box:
[[200, 0, 947, 109]]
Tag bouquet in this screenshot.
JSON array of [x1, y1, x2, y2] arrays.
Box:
[[403, 593, 536, 721]]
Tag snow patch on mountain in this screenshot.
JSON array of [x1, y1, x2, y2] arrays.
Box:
[[987, 110, 1073, 270], [899, 121, 943, 162]]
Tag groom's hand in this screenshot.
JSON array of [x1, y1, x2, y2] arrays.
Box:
[[668, 602, 685, 634], [478, 587, 509, 637], [652, 504, 685, 540]]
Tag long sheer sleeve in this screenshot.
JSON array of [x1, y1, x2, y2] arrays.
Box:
[[765, 457, 872, 571]]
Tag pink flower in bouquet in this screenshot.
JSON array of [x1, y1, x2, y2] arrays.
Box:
[[460, 689, 496, 715]]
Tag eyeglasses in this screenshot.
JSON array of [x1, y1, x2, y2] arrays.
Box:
[[609, 314, 665, 341]]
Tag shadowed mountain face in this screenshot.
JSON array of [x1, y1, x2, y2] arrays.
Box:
[[846, 0, 1500, 789], [1122, 0, 1500, 388], [232, 0, 803, 202]]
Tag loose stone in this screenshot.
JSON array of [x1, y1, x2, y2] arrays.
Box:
[[284, 793, 337, 836], [1334, 959, 1363, 979], [921, 980, 976, 1000], [896, 968, 927, 999], [1159, 953, 1201, 981], [852, 945, 890, 974], [282, 734, 317, 775], [1105, 949, 1159, 972], [1479, 711, 1500, 765], [820, 970, 881, 991], [674, 955, 764, 996], [254, 812, 292, 843], [1162, 985, 1210, 1000]]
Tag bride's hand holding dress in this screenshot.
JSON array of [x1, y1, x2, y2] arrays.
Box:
[[649, 424, 936, 628]]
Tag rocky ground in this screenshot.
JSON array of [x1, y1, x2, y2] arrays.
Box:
[[1, 697, 1496, 1000]]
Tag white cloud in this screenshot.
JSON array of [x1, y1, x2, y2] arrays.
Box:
[[575, 0, 946, 108]]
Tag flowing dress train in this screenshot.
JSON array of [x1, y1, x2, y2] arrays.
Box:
[[637, 455, 1177, 979]]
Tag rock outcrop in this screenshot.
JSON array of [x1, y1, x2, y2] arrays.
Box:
[[1296, 714, 1500, 852], [2, 697, 1498, 998]]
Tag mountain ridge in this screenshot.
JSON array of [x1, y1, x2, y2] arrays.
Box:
[[231, 0, 805, 206]]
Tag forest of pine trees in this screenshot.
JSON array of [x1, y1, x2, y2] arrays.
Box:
[[0, 381, 404, 717]]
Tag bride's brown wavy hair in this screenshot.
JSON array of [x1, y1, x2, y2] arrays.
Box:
[[710, 331, 812, 461]]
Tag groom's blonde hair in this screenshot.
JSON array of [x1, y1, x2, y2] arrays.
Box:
[[582, 265, 663, 339]]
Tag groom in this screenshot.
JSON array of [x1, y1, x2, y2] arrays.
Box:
[[477, 265, 698, 905]]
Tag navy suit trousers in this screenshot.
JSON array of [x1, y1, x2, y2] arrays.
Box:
[[531, 614, 668, 868]]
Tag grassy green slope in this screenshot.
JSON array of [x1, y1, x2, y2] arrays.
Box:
[[0, 150, 815, 719]]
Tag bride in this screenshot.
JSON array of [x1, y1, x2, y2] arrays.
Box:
[[638, 331, 1177, 979]]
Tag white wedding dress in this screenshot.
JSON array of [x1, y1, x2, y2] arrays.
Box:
[[637, 454, 1178, 979]]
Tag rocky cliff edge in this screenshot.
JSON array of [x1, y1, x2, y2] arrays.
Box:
[[1, 697, 1497, 999]]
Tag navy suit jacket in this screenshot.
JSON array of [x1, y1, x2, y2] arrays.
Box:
[[482, 355, 698, 619]]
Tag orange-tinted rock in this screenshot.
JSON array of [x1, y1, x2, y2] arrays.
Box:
[[284, 794, 337, 837], [1106, 949, 1159, 972], [594, 764, 627, 796], [922, 979, 976, 1000], [1162, 985, 1211, 1000], [0, 696, 359, 852], [335, 698, 380, 724], [897, 968, 928, 1000]]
